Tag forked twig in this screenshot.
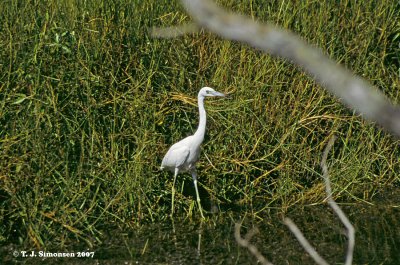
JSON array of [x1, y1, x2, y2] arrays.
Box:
[[234, 223, 273, 265]]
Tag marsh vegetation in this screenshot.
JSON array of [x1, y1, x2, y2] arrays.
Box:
[[1, 0, 399, 263]]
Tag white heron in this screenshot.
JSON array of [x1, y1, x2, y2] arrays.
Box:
[[160, 87, 226, 218]]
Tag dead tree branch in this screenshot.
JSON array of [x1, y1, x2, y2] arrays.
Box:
[[152, 0, 400, 137]]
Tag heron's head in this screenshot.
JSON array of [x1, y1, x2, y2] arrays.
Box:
[[199, 87, 226, 98]]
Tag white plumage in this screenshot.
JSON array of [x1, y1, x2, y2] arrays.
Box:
[[161, 87, 225, 218]]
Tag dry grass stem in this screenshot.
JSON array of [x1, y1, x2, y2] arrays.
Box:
[[151, 23, 199, 38]]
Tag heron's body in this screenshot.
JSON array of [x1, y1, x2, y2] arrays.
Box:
[[160, 135, 201, 172], [160, 87, 225, 218]]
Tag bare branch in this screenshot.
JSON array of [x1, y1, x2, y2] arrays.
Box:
[[234, 223, 273, 265], [176, 0, 400, 136], [321, 136, 355, 265], [284, 136, 354, 265]]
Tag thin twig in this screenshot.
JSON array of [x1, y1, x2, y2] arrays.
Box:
[[284, 136, 354, 265], [284, 218, 329, 265], [234, 223, 273, 265], [321, 136, 355, 265]]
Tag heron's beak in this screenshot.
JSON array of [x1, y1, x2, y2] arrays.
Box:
[[213, 91, 226, 97]]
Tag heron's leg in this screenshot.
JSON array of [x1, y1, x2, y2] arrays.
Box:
[[190, 169, 205, 219], [171, 168, 179, 217]]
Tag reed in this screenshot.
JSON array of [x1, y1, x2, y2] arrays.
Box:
[[0, 0, 399, 249]]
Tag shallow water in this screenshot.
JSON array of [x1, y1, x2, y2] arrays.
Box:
[[95, 202, 400, 264], [3, 190, 400, 264]]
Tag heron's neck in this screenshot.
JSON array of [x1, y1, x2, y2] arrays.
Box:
[[194, 95, 206, 144]]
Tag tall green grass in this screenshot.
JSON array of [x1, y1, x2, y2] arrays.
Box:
[[0, 0, 399, 249]]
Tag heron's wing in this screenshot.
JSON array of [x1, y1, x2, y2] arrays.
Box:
[[161, 145, 190, 169], [174, 146, 190, 168]]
